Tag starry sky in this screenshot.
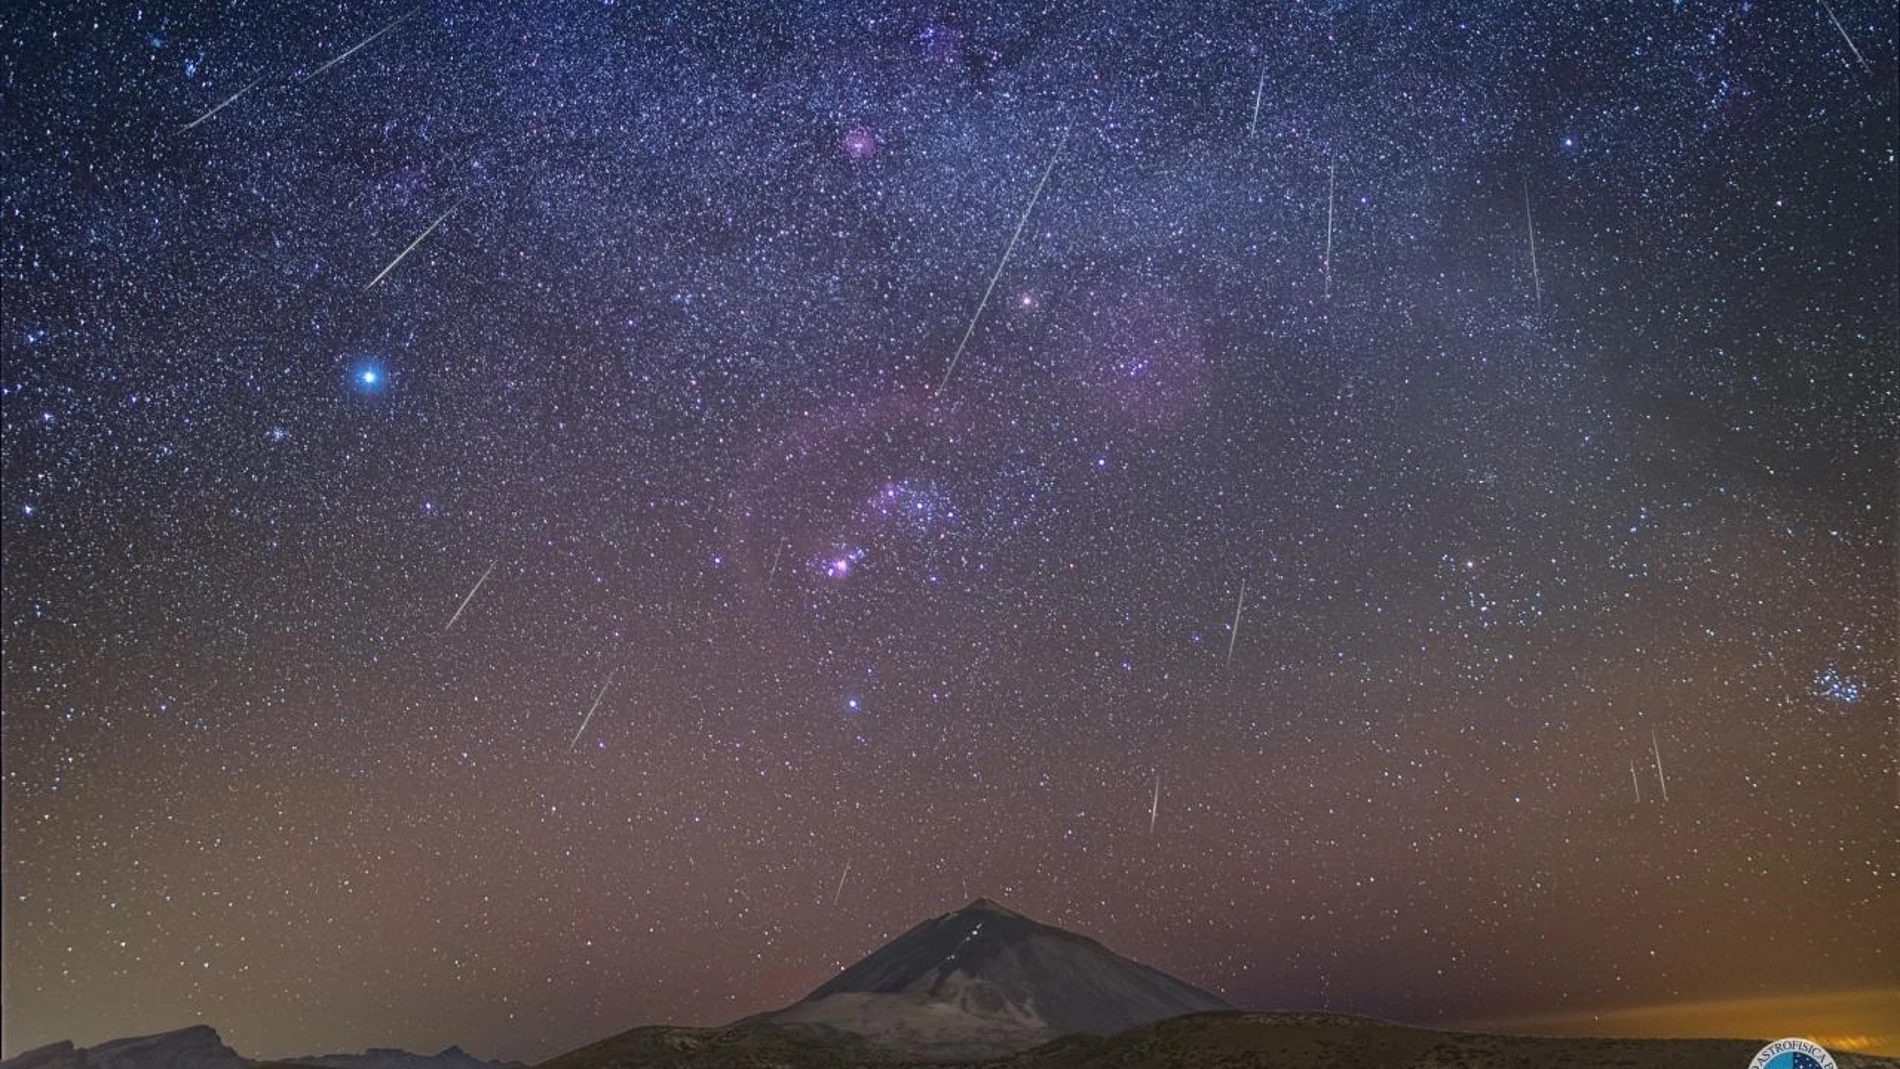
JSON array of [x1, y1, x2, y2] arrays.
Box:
[[3, 0, 1896, 1062]]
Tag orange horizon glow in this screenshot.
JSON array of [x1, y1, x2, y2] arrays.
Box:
[[1452, 989, 1900, 1057]]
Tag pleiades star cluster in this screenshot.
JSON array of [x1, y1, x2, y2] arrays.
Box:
[[2, 0, 1894, 1061]]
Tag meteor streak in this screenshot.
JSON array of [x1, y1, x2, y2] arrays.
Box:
[[301, 8, 420, 84], [367, 203, 458, 289], [938, 127, 1069, 393], [1525, 180, 1542, 311], [569, 668, 618, 750], [444, 562, 495, 631], [179, 78, 260, 132], [1249, 67, 1265, 137], [1323, 158, 1337, 298], [1817, 0, 1873, 76], [1225, 578, 1246, 667], [1650, 728, 1669, 802]]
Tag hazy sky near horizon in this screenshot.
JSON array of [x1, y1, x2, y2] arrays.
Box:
[[3, 0, 1895, 1061]]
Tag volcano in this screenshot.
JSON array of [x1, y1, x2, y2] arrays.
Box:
[[742, 897, 1232, 1060]]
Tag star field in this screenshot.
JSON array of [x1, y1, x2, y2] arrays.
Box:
[[3, 0, 1896, 1061]]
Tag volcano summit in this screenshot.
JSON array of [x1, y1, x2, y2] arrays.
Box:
[[739, 897, 1231, 1060]]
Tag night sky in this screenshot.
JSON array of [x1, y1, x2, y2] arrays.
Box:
[[3, 0, 1896, 1062]]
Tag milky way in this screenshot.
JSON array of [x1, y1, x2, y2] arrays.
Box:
[[3, 1, 1895, 1061]]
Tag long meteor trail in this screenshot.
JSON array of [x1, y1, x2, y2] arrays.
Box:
[[1225, 578, 1246, 667], [367, 204, 458, 289], [937, 127, 1070, 393], [1817, 0, 1873, 76], [1249, 67, 1265, 137], [444, 562, 495, 631], [179, 78, 260, 132], [1650, 728, 1669, 802], [1323, 157, 1337, 298], [569, 668, 618, 750], [1525, 181, 1542, 311], [1149, 774, 1160, 834], [301, 8, 419, 83]]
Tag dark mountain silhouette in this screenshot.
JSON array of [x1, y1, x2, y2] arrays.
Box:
[[280, 1048, 524, 1069], [537, 897, 1230, 1064], [0, 1027, 246, 1069], [22, 910, 1899, 1069], [742, 897, 1231, 1058], [536, 899, 1900, 1067], [0, 1030, 520, 1069], [534, 1010, 1900, 1069]]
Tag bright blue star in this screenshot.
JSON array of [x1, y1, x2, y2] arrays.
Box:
[[353, 364, 386, 393], [1813, 667, 1863, 705]]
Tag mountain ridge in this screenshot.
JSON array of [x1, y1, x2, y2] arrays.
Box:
[[736, 897, 1232, 1060], [0, 1028, 521, 1069]]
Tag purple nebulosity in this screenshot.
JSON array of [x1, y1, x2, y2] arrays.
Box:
[[4, 2, 1892, 1059], [822, 545, 867, 579], [843, 126, 878, 159]]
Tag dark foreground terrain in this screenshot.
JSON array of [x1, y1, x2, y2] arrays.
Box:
[[535, 1010, 1900, 1069]]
